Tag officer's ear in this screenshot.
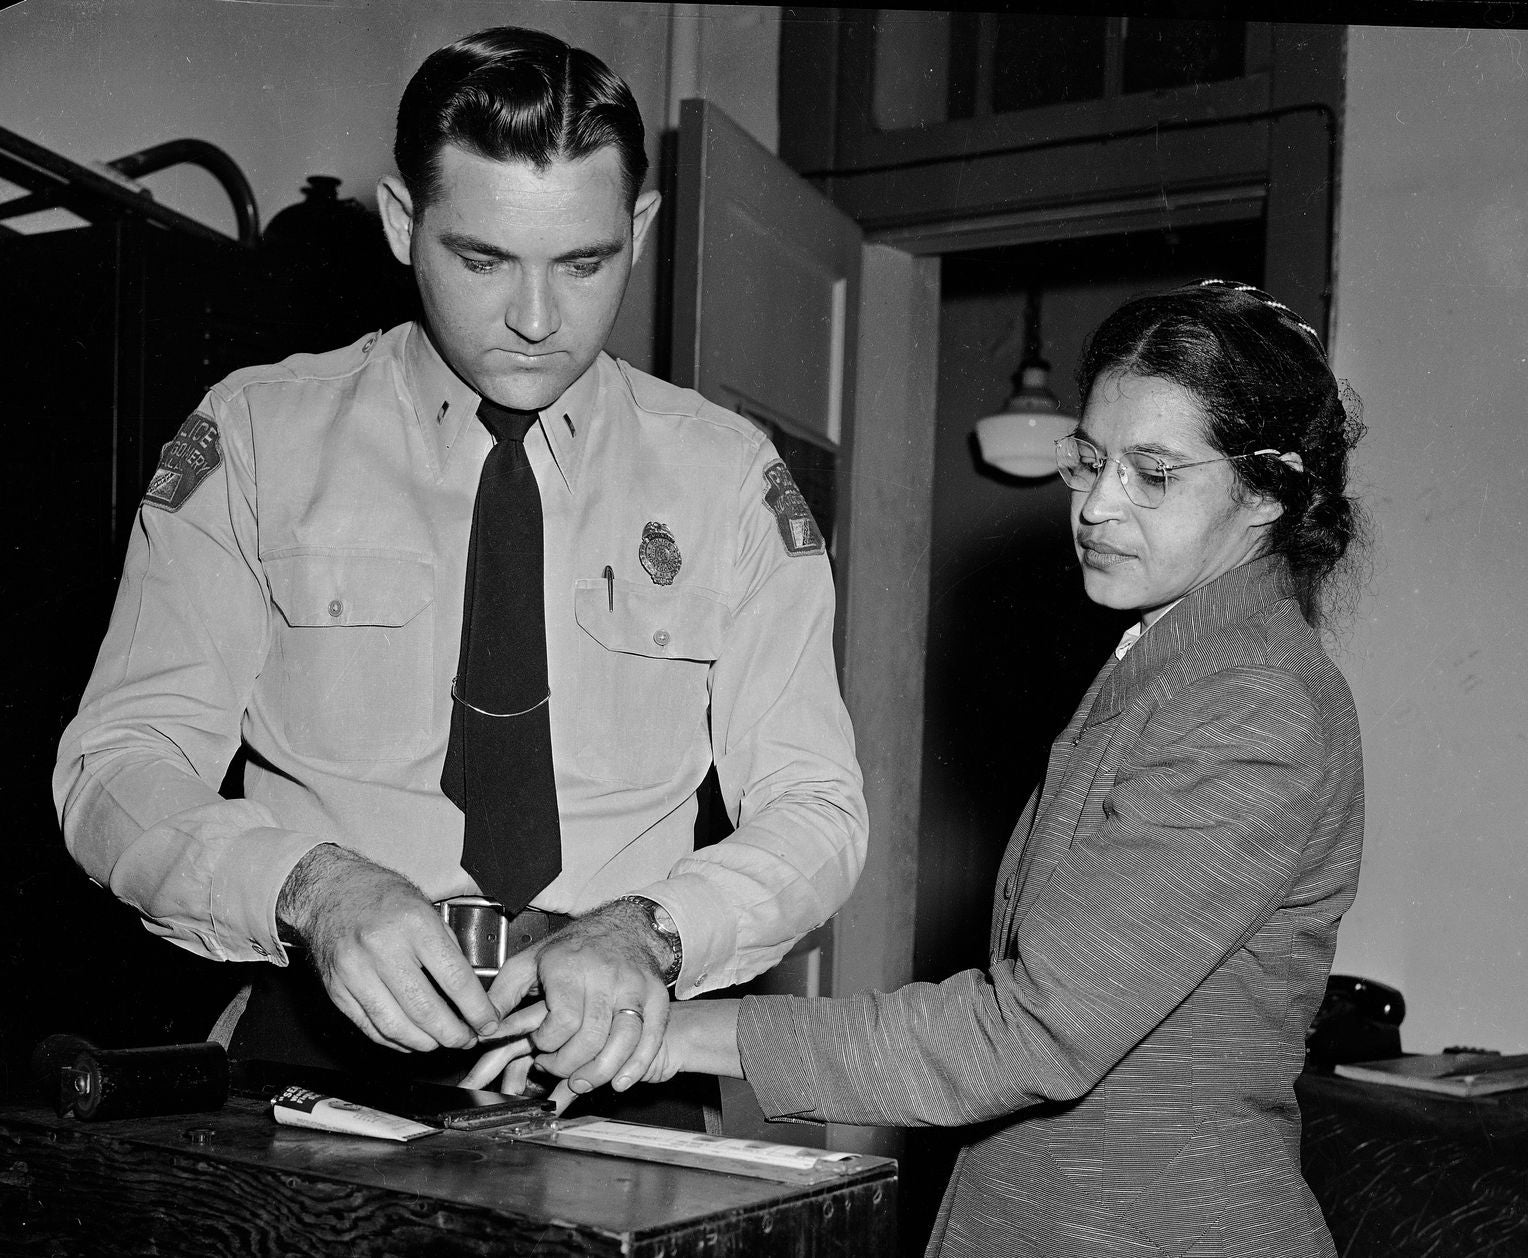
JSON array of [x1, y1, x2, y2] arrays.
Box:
[[630, 189, 661, 267], [377, 175, 415, 267]]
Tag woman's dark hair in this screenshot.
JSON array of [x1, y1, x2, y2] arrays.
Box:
[[395, 26, 648, 214], [1075, 279, 1368, 627]]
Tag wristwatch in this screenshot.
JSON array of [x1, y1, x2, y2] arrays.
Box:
[[618, 895, 683, 986]]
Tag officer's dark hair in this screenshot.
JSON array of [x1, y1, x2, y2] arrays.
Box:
[[395, 26, 648, 214], [1075, 279, 1369, 628]]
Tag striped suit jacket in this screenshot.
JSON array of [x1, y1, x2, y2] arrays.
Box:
[[739, 556, 1363, 1257]]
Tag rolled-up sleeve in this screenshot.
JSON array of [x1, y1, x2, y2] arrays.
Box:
[[644, 441, 867, 997], [53, 389, 321, 963]]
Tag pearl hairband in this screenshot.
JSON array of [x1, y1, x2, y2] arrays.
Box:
[[1198, 278, 1324, 354]]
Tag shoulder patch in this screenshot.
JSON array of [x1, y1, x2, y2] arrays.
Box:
[[144, 412, 222, 512], [762, 460, 825, 557]]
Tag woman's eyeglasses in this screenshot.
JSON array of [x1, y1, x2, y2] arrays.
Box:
[[1054, 435, 1283, 509]]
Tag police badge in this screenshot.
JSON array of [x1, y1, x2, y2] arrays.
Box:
[[639, 521, 682, 585]]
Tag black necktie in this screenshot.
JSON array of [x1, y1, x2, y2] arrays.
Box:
[[441, 399, 561, 914]]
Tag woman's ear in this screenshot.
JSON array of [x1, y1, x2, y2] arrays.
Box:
[[1249, 451, 1304, 527], [1249, 495, 1284, 527]]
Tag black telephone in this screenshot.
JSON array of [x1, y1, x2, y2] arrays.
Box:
[[1305, 974, 1405, 1067]]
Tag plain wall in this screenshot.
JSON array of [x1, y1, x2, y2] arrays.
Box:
[[0, 0, 781, 369], [1332, 24, 1528, 1054]]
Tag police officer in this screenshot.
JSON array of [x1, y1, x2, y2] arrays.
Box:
[[54, 26, 866, 1109]]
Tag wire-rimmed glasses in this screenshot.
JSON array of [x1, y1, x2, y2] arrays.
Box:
[[1054, 435, 1282, 509]]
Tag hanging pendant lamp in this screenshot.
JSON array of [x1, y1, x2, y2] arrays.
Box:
[[973, 290, 1077, 478]]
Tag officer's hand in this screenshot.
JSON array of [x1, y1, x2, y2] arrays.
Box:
[[277, 844, 500, 1053], [482, 901, 670, 1098]]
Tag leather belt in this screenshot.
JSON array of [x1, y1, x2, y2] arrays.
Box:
[[436, 896, 571, 979]]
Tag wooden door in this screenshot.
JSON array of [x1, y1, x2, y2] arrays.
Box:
[[671, 98, 861, 454], [671, 97, 862, 1020], [670, 100, 939, 1155]]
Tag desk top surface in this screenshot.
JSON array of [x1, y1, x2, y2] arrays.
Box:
[[1297, 1069, 1528, 1147], [2, 1097, 895, 1239]]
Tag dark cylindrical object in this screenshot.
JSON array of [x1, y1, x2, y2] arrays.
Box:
[[33, 1035, 228, 1122]]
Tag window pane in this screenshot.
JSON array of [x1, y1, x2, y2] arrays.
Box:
[[871, 9, 953, 130], [989, 13, 1108, 115], [1122, 19, 1245, 94]]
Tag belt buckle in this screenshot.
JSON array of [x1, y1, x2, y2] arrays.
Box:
[[438, 895, 508, 980]]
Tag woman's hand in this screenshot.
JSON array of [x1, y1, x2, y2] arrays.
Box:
[[464, 996, 746, 1110], [459, 1000, 548, 1093], [612, 998, 745, 1091]]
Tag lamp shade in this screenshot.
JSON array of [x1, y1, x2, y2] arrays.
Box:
[[974, 365, 1076, 478]]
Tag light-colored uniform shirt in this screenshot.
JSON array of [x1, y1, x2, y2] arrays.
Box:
[[54, 323, 867, 999]]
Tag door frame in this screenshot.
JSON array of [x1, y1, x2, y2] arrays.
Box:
[[816, 27, 1341, 1158]]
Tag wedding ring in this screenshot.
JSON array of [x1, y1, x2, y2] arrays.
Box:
[[613, 1007, 644, 1021]]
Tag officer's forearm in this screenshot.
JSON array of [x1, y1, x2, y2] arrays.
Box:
[[562, 898, 676, 984], [276, 842, 366, 943]]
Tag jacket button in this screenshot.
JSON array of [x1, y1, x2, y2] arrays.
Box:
[[328, 599, 343, 618], [653, 629, 671, 647]]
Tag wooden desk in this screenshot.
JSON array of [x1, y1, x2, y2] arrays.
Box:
[[1, 1098, 896, 1256], [1297, 1071, 1528, 1258]]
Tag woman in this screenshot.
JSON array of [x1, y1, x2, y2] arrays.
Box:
[[546, 280, 1367, 1257]]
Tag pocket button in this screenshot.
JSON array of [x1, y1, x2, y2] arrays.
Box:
[[653, 628, 671, 647], [328, 599, 343, 618]]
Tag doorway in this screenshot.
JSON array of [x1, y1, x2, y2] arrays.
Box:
[[903, 218, 1266, 1247]]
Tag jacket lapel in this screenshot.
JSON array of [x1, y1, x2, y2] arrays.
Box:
[[993, 557, 1295, 953], [1087, 554, 1291, 728], [991, 653, 1121, 948]]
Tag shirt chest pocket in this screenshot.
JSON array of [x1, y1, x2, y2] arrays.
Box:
[[265, 549, 436, 763], [569, 581, 727, 785]]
